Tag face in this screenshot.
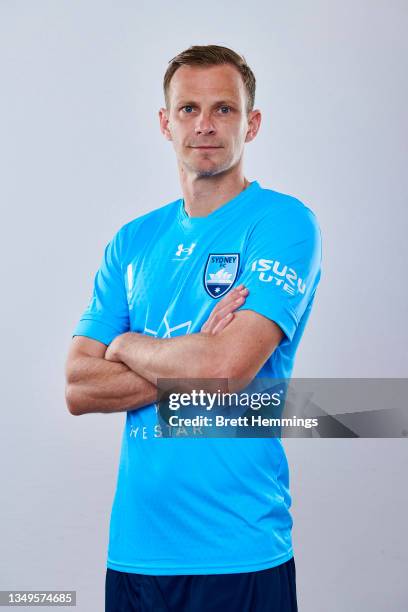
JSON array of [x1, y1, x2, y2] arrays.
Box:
[[159, 64, 261, 178]]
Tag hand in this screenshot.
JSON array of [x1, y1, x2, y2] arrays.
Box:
[[104, 284, 249, 362], [201, 284, 249, 335], [105, 332, 129, 362]]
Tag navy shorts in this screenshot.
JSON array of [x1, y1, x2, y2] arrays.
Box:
[[105, 557, 297, 611]]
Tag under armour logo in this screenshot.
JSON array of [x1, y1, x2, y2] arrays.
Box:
[[176, 243, 196, 257]]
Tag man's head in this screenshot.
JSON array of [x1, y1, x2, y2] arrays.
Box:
[[159, 45, 261, 179]]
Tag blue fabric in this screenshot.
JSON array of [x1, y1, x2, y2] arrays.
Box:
[[73, 180, 322, 575]]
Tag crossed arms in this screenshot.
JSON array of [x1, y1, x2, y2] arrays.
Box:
[[65, 284, 284, 416]]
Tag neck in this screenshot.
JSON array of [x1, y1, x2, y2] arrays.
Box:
[[179, 165, 250, 218]]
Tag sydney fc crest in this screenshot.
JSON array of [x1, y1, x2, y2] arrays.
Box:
[[203, 253, 240, 298]]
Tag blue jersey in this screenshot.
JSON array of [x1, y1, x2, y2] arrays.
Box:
[[73, 180, 322, 575]]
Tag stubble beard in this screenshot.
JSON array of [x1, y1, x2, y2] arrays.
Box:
[[184, 152, 234, 179]]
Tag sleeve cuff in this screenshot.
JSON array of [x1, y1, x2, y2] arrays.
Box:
[[237, 300, 298, 343], [72, 317, 124, 346]]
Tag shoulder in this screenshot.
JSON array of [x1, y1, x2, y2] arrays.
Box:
[[256, 184, 319, 224], [252, 184, 321, 240], [120, 197, 179, 237], [110, 197, 180, 249]]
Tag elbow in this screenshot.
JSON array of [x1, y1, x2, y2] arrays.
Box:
[[189, 337, 256, 391], [210, 360, 254, 394], [211, 361, 241, 381], [65, 384, 85, 416]]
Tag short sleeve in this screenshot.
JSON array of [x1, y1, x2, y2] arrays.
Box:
[[236, 205, 322, 343], [72, 229, 130, 345]]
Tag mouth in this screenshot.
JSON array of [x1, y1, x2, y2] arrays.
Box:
[[189, 146, 222, 150]]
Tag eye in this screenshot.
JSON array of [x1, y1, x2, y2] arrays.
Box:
[[181, 105, 195, 113], [219, 106, 231, 114]]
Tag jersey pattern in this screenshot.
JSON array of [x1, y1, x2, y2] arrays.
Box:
[[73, 180, 322, 575]]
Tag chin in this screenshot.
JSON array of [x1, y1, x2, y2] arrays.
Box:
[[194, 162, 232, 179], [195, 168, 220, 178], [182, 155, 233, 178]]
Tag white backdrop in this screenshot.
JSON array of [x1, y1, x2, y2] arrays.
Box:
[[1, 1, 407, 610]]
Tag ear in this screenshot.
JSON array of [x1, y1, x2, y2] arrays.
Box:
[[159, 107, 173, 141], [245, 109, 262, 143]]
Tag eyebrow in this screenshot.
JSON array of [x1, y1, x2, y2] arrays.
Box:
[[176, 99, 237, 107]]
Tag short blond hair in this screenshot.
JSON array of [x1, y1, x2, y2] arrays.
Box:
[[163, 44, 256, 113]]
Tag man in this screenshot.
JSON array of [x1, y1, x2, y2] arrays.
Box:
[[65, 45, 322, 611]]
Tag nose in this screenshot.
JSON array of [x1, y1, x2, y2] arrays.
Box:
[[194, 111, 216, 135]]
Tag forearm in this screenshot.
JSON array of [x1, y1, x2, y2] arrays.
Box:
[[65, 354, 157, 416], [108, 332, 224, 385]]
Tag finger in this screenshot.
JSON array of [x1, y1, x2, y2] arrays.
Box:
[[221, 289, 249, 311], [211, 312, 234, 335], [211, 291, 237, 314], [215, 295, 246, 319], [203, 296, 245, 334], [202, 286, 249, 333], [207, 291, 248, 327], [212, 285, 248, 314], [227, 284, 248, 300]]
